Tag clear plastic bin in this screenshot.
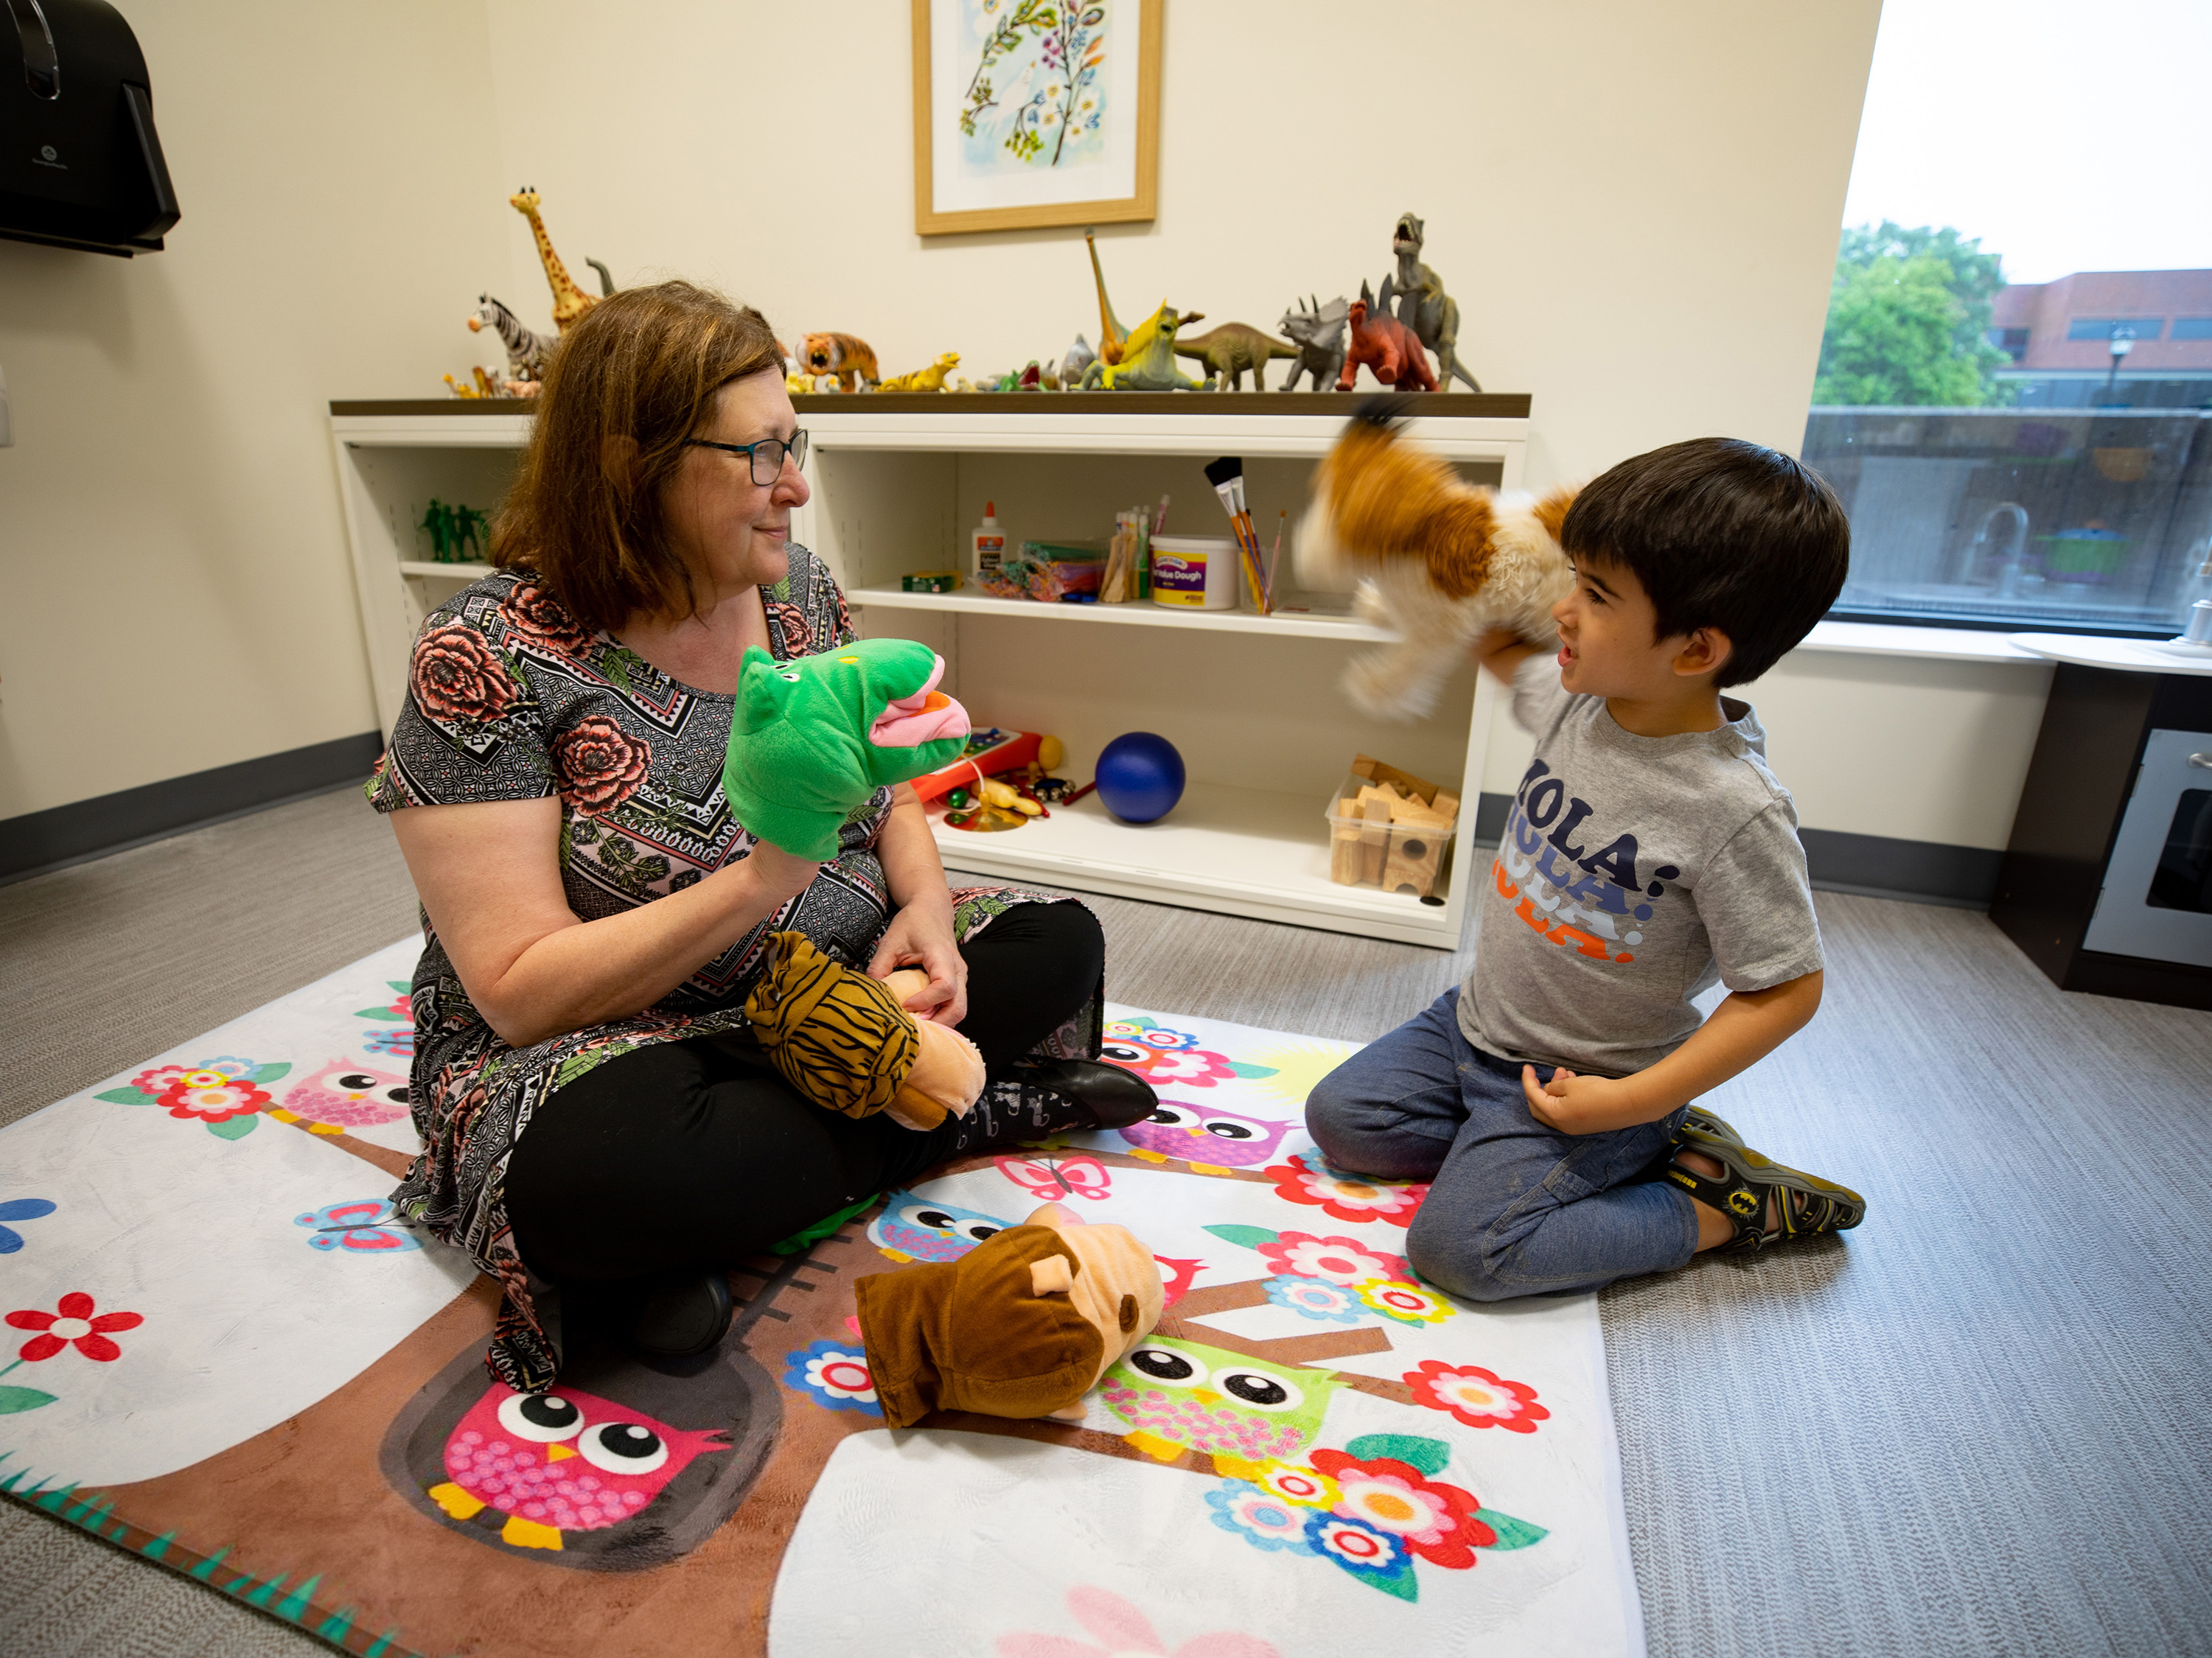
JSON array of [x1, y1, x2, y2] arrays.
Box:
[[1325, 754, 1459, 900]]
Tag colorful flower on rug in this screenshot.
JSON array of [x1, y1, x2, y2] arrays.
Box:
[[294, 1200, 423, 1254], [1310, 1448, 1493, 1567], [0, 1198, 57, 1256], [1204, 1480, 1316, 1553], [551, 716, 653, 812], [994, 1584, 1284, 1658], [1356, 1279, 1456, 1327], [94, 1055, 289, 1138], [361, 1027, 415, 1057], [1402, 1360, 1550, 1434], [6, 1292, 143, 1364], [782, 1340, 881, 1416], [1305, 1512, 1417, 1595], [1103, 1016, 1203, 1053], [1263, 1276, 1365, 1324], [1120, 1101, 1297, 1167], [1263, 1155, 1428, 1228], [994, 1152, 1112, 1201], [1200, 1434, 1547, 1601], [1255, 1230, 1412, 1287], [355, 982, 413, 1021], [411, 620, 522, 727], [1252, 1460, 1340, 1510]]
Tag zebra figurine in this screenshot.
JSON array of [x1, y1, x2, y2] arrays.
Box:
[[467, 295, 554, 383]]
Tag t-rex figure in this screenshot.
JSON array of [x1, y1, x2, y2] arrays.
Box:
[[1173, 322, 1300, 391], [1277, 295, 1349, 393], [1339, 281, 1437, 392], [1081, 302, 1204, 390], [1084, 227, 1129, 366], [1375, 211, 1479, 392]]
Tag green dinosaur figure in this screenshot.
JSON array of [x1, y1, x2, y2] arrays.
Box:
[[1081, 301, 1204, 391], [1174, 321, 1302, 391], [721, 638, 970, 858]]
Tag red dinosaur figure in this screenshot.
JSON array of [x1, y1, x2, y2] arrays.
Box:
[[1337, 280, 1437, 392]]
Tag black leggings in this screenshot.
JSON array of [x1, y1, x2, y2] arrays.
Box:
[[504, 902, 1103, 1286]]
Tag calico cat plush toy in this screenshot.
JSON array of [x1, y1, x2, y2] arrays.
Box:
[[1294, 398, 1580, 721]]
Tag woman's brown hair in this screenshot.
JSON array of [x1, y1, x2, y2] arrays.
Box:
[[492, 280, 785, 632]]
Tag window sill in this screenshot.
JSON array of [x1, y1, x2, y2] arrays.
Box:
[[1793, 620, 2048, 665]]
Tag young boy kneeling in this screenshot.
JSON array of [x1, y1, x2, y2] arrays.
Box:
[[1308, 437, 1863, 1297]]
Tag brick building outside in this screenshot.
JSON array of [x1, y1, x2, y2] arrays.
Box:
[[1988, 270, 2212, 407]]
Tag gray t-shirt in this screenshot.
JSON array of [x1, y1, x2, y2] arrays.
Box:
[[1457, 654, 1824, 1077]]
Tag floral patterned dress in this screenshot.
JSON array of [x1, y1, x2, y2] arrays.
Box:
[[367, 550, 1094, 1391]]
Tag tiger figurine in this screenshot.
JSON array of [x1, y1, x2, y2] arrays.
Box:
[[801, 332, 879, 392]]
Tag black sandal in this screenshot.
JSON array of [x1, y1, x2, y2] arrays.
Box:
[[1664, 1124, 1865, 1251]]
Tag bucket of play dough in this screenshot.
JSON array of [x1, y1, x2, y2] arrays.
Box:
[[1148, 535, 1240, 610]]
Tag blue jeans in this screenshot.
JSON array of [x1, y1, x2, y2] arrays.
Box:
[[1306, 990, 1699, 1301]]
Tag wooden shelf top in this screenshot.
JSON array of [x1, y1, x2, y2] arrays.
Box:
[[332, 391, 1530, 419]]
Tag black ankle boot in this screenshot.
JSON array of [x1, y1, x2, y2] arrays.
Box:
[[1007, 1058, 1159, 1130], [627, 1270, 733, 1358]]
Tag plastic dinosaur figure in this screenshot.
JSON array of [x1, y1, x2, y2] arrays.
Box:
[[1278, 295, 1350, 392], [1173, 321, 1301, 391], [876, 351, 961, 393], [1084, 226, 1129, 365], [1081, 302, 1204, 391], [1376, 212, 1479, 392], [721, 639, 971, 858], [1339, 281, 1437, 392]]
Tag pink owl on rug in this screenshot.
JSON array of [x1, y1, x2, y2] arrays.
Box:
[[271, 1059, 411, 1133], [427, 1383, 730, 1552], [1120, 1101, 1295, 1167]]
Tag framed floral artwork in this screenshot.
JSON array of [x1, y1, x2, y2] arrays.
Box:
[[911, 0, 1161, 236]]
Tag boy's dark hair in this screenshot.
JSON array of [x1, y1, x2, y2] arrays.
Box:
[[1558, 437, 1849, 688]]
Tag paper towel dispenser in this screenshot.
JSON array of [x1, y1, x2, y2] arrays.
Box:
[[1, 0, 177, 255]]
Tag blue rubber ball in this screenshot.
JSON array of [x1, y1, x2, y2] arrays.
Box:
[[1095, 732, 1185, 825]]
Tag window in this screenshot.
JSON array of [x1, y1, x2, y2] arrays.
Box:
[[2066, 318, 2165, 341], [1804, 0, 2212, 636]]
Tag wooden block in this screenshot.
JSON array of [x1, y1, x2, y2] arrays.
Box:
[[1361, 795, 1392, 885], [1384, 825, 1448, 898]]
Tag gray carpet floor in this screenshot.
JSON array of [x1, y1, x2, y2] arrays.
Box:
[[2, 787, 2208, 1657]]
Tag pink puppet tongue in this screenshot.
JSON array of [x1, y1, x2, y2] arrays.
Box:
[[868, 654, 971, 746]]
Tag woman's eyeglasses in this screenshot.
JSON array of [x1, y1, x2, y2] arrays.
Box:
[[683, 430, 809, 485]]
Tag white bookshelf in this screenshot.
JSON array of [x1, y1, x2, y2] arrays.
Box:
[[329, 396, 1530, 947]]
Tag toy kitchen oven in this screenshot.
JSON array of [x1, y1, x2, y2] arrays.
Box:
[[1992, 659, 2212, 1010]]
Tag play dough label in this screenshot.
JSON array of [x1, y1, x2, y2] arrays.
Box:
[[1149, 553, 1208, 606], [1148, 534, 1238, 609]]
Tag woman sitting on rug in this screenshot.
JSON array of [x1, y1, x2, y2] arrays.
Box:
[[369, 281, 1152, 1393]]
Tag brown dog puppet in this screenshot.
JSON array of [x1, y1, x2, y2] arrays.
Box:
[[856, 1202, 1165, 1428]]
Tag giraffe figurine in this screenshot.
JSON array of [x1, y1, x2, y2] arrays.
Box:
[[509, 186, 598, 333]]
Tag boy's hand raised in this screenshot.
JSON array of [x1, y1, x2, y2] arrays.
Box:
[[1521, 1064, 1651, 1135]]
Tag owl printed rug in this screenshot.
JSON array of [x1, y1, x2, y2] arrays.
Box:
[[0, 943, 1644, 1658]]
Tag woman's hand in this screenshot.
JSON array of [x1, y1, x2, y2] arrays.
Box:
[[867, 898, 968, 1026]]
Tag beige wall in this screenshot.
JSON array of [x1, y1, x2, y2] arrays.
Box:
[[10, 0, 1929, 838], [0, 0, 507, 819], [480, 1, 1880, 489]]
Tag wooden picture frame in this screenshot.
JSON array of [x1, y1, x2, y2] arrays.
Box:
[[912, 0, 1160, 237]]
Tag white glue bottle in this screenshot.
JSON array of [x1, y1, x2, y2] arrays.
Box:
[[971, 501, 1006, 581]]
